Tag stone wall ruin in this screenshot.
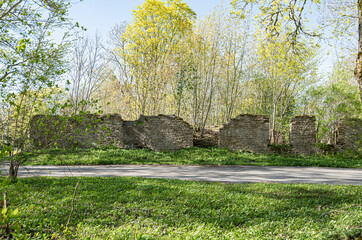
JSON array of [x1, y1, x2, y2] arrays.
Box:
[[127, 115, 193, 151], [219, 114, 270, 153], [123, 120, 144, 148], [289, 116, 317, 155], [30, 114, 123, 149], [31, 114, 193, 152], [335, 118, 362, 154], [30, 113, 361, 155]]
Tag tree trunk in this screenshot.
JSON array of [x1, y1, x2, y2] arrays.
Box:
[[270, 102, 277, 144], [8, 158, 19, 183], [355, 0, 362, 104]]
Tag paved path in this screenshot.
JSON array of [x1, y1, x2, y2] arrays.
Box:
[[1, 164, 361, 185]]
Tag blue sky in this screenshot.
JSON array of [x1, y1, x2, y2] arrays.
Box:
[[68, 0, 225, 37], [64, 0, 355, 75]]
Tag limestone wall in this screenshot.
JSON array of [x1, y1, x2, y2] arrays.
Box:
[[289, 116, 316, 155], [31, 114, 193, 152], [122, 120, 144, 148], [30, 113, 360, 155], [335, 118, 362, 154], [30, 114, 123, 149], [219, 114, 269, 153], [126, 115, 193, 151]]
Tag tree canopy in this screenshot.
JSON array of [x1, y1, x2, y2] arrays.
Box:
[[231, 0, 362, 103], [0, 0, 79, 181], [116, 0, 196, 115]]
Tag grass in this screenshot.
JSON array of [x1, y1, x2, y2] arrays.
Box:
[[0, 177, 361, 239], [23, 147, 362, 168]]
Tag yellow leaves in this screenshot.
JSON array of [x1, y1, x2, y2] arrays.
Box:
[[255, 31, 315, 83], [123, 0, 195, 57], [232, 0, 328, 43], [12, 208, 18, 216], [115, 0, 196, 117], [145, 27, 155, 33]]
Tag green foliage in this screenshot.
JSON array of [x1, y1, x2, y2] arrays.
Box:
[[0, 0, 80, 182], [117, 0, 196, 116], [231, 0, 362, 107], [231, 0, 356, 43], [0, 177, 360, 239], [174, 62, 197, 117], [23, 147, 362, 168], [303, 59, 362, 142], [0, 0, 75, 93], [268, 143, 292, 154], [247, 32, 318, 143], [0, 192, 20, 238]]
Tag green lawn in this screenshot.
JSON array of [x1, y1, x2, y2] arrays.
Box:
[[23, 147, 362, 168], [0, 177, 360, 239]]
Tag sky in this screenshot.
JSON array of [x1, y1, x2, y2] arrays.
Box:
[[63, 0, 356, 75], [67, 0, 225, 38]]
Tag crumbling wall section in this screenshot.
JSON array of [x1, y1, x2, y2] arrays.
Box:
[[219, 114, 269, 153], [122, 120, 144, 148], [289, 116, 316, 155], [335, 118, 362, 154], [31, 114, 193, 151], [30, 114, 123, 149], [131, 115, 193, 151], [31, 113, 351, 156]]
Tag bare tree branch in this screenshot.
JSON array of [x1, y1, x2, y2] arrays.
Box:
[[0, 0, 23, 21]]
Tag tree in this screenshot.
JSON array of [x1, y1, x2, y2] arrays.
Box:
[[356, 0, 362, 103], [302, 58, 362, 143], [67, 34, 109, 115], [116, 0, 196, 116], [215, 8, 250, 124], [184, 10, 223, 133], [231, 0, 362, 104], [181, 5, 251, 133], [104, 21, 140, 120], [0, 0, 78, 182], [246, 33, 317, 143]]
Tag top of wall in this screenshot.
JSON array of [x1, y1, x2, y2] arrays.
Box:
[[221, 114, 269, 127]]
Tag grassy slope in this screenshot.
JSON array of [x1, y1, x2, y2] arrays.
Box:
[[0, 177, 360, 239], [23, 147, 362, 168]]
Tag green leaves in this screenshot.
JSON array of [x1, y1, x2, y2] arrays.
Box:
[[0, 0, 78, 182], [117, 0, 196, 116], [1, 207, 7, 215], [303, 59, 362, 142]]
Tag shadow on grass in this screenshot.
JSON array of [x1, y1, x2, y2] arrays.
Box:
[[1, 177, 361, 239], [24, 147, 362, 169]]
